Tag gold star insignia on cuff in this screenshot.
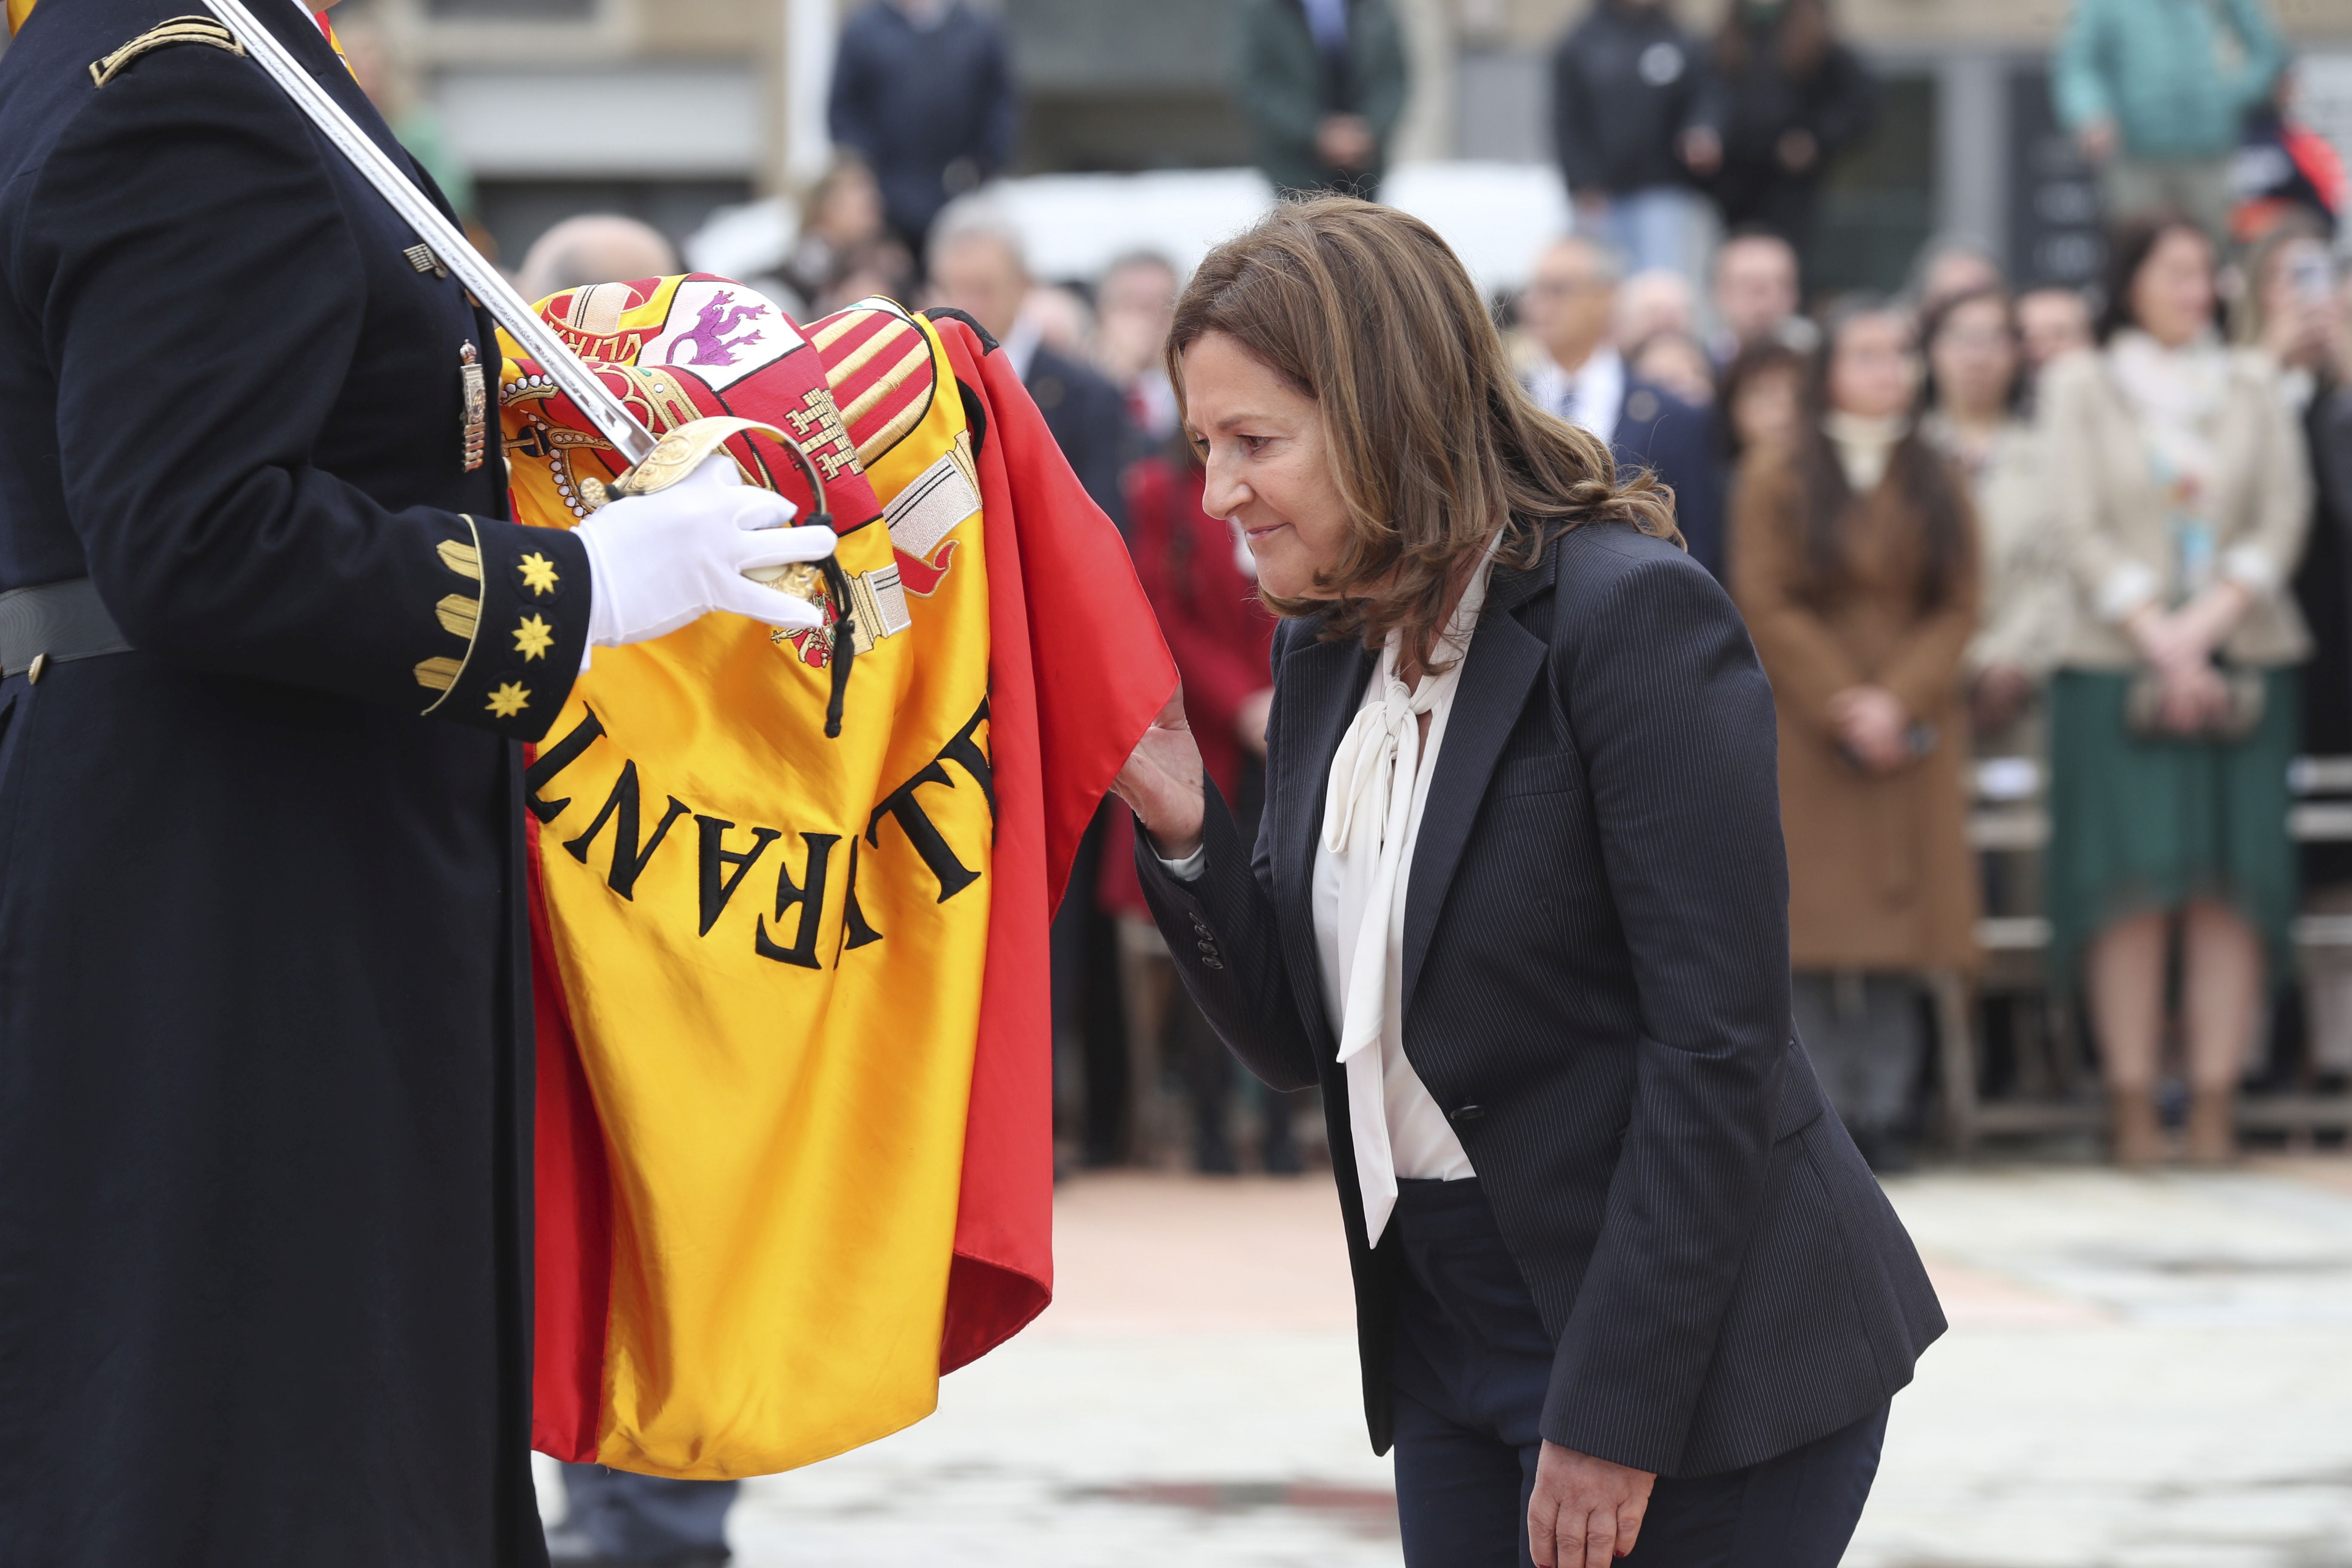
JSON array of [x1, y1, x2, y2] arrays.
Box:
[[518, 552, 560, 596], [513, 614, 554, 661], [486, 681, 530, 718]]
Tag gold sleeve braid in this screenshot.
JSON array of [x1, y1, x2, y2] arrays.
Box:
[[89, 18, 242, 88], [416, 524, 485, 705]]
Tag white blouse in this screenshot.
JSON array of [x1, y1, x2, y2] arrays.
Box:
[[1162, 551, 1493, 1248], [1311, 566, 1488, 1248]]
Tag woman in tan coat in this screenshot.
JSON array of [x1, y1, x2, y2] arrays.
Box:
[[1733, 300, 1982, 1167]]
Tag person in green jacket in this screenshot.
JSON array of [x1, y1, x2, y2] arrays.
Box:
[[1232, 0, 1409, 200], [2053, 0, 2287, 240]]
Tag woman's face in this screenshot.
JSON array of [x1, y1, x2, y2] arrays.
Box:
[[1826, 312, 1919, 420], [2129, 228, 2217, 348], [1731, 366, 1801, 452], [814, 166, 885, 247], [1927, 295, 2017, 420], [1181, 331, 1354, 600]]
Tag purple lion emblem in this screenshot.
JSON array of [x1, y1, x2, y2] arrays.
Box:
[[669, 290, 765, 368]]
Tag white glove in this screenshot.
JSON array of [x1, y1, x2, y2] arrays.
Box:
[[575, 454, 839, 646]]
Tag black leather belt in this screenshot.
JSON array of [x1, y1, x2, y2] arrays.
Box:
[[0, 578, 132, 681]]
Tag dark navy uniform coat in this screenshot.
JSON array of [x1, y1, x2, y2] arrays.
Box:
[[0, 1, 591, 1561]]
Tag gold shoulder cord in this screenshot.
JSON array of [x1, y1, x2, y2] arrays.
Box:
[[90, 18, 243, 88]]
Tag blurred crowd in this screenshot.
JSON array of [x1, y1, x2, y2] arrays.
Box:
[[432, 0, 2352, 1204]]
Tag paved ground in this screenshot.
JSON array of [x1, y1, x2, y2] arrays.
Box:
[[537, 1158, 2352, 1566]]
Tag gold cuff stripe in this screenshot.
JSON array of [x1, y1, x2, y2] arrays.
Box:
[[90, 19, 241, 87], [437, 539, 483, 580], [436, 594, 480, 640], [414, 656, 462, 694], [420, 516, 488, 717]]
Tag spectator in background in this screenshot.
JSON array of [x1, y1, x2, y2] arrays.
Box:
[[1730, 299, 1982, 1170], [928, 215, 1135, 1163], [1094, 251, 1184, 448], [781, 154, 914, 316], [1232, 0, 1408, 200], [1719, 336, 1809, 461], [1688, 0, 1879, 264], [2041, 215, 2310, 1165], [1550, 0, 1714, 283], [2054, 0, 2285, 239], [1709, 227, 1815, 366], [515, 216, 679, 302], [2016, 284, 2096, 385], [1024, 284, 1097, 364], [828, 0, 1018, 258], [1520, 235, 1727, 576], [927, 217, 1130, 529], [1628, 329, 1719, 407], [1917, 288, 2068, 742], [2239, 221, 2352, 1082], [1910, 235, 2004, 314], [2233, 65, 2348, 246], [1616, 265, 1697, 347]]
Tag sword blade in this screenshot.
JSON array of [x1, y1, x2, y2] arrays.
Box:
[[199, 0, 659, 466]]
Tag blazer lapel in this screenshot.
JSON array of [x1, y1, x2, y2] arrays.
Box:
[[1399, 549, 1556, 1020], [1271, 626, 1372, 1053]]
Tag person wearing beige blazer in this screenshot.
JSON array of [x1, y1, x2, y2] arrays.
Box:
[[2042, 214, 2312, 1167]]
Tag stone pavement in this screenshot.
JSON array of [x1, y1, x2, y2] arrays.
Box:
[[536, 1159, 2352, 1566]]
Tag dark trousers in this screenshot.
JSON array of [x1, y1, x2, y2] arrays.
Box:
[[1388, 1179, 1889, 1568], [560, 1464, 737, 1560]]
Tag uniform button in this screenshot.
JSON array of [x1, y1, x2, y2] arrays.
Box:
[[1449, 1104, 1485, 1124]]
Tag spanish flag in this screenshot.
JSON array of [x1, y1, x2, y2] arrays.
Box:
[[503, 278, 1174, 1477]]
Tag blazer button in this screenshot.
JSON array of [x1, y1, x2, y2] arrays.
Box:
[[1202, 956, 1225, 971], [1196, 939, 1218, 953], [1449, 1104, 1485, 1124]]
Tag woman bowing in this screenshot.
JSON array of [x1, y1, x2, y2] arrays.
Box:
[[1112, 198, 1944, 1568]]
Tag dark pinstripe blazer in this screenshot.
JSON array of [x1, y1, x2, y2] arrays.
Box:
[[1133, 521, 1945, 1477]]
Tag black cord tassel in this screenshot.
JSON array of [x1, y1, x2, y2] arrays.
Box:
[[821, 554, 857, 739], [756, 423, 855, 741]]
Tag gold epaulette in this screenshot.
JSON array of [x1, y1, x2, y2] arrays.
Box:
[[89, 17, 242, 89]]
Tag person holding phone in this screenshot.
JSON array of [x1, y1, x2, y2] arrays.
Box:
[[1113, 196, 1943, 1568]]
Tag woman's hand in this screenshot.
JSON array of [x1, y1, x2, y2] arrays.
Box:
[[1828, 684, 1913, 773], [2156, 658, 2232, 735], [1528, 1441, 1655, 1567], [1109, 687, 1208, 860]]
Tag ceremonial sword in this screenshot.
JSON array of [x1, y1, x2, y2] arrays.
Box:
[[195, 0, 840, 542]]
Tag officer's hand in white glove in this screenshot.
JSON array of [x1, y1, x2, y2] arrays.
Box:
[[575, 454, 839, 646]]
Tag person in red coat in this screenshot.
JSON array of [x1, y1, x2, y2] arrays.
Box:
[[1106, 450, 1303, 1171]]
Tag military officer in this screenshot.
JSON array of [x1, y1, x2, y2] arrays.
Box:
[[0, 0, 832, 1562]]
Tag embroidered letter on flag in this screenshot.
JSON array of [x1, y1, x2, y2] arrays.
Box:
[[505, 278, 1174, 1478]]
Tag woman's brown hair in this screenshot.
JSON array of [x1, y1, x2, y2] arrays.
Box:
[[1792, 297, 1969, 612], [1165, 196, 1678, 658]]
